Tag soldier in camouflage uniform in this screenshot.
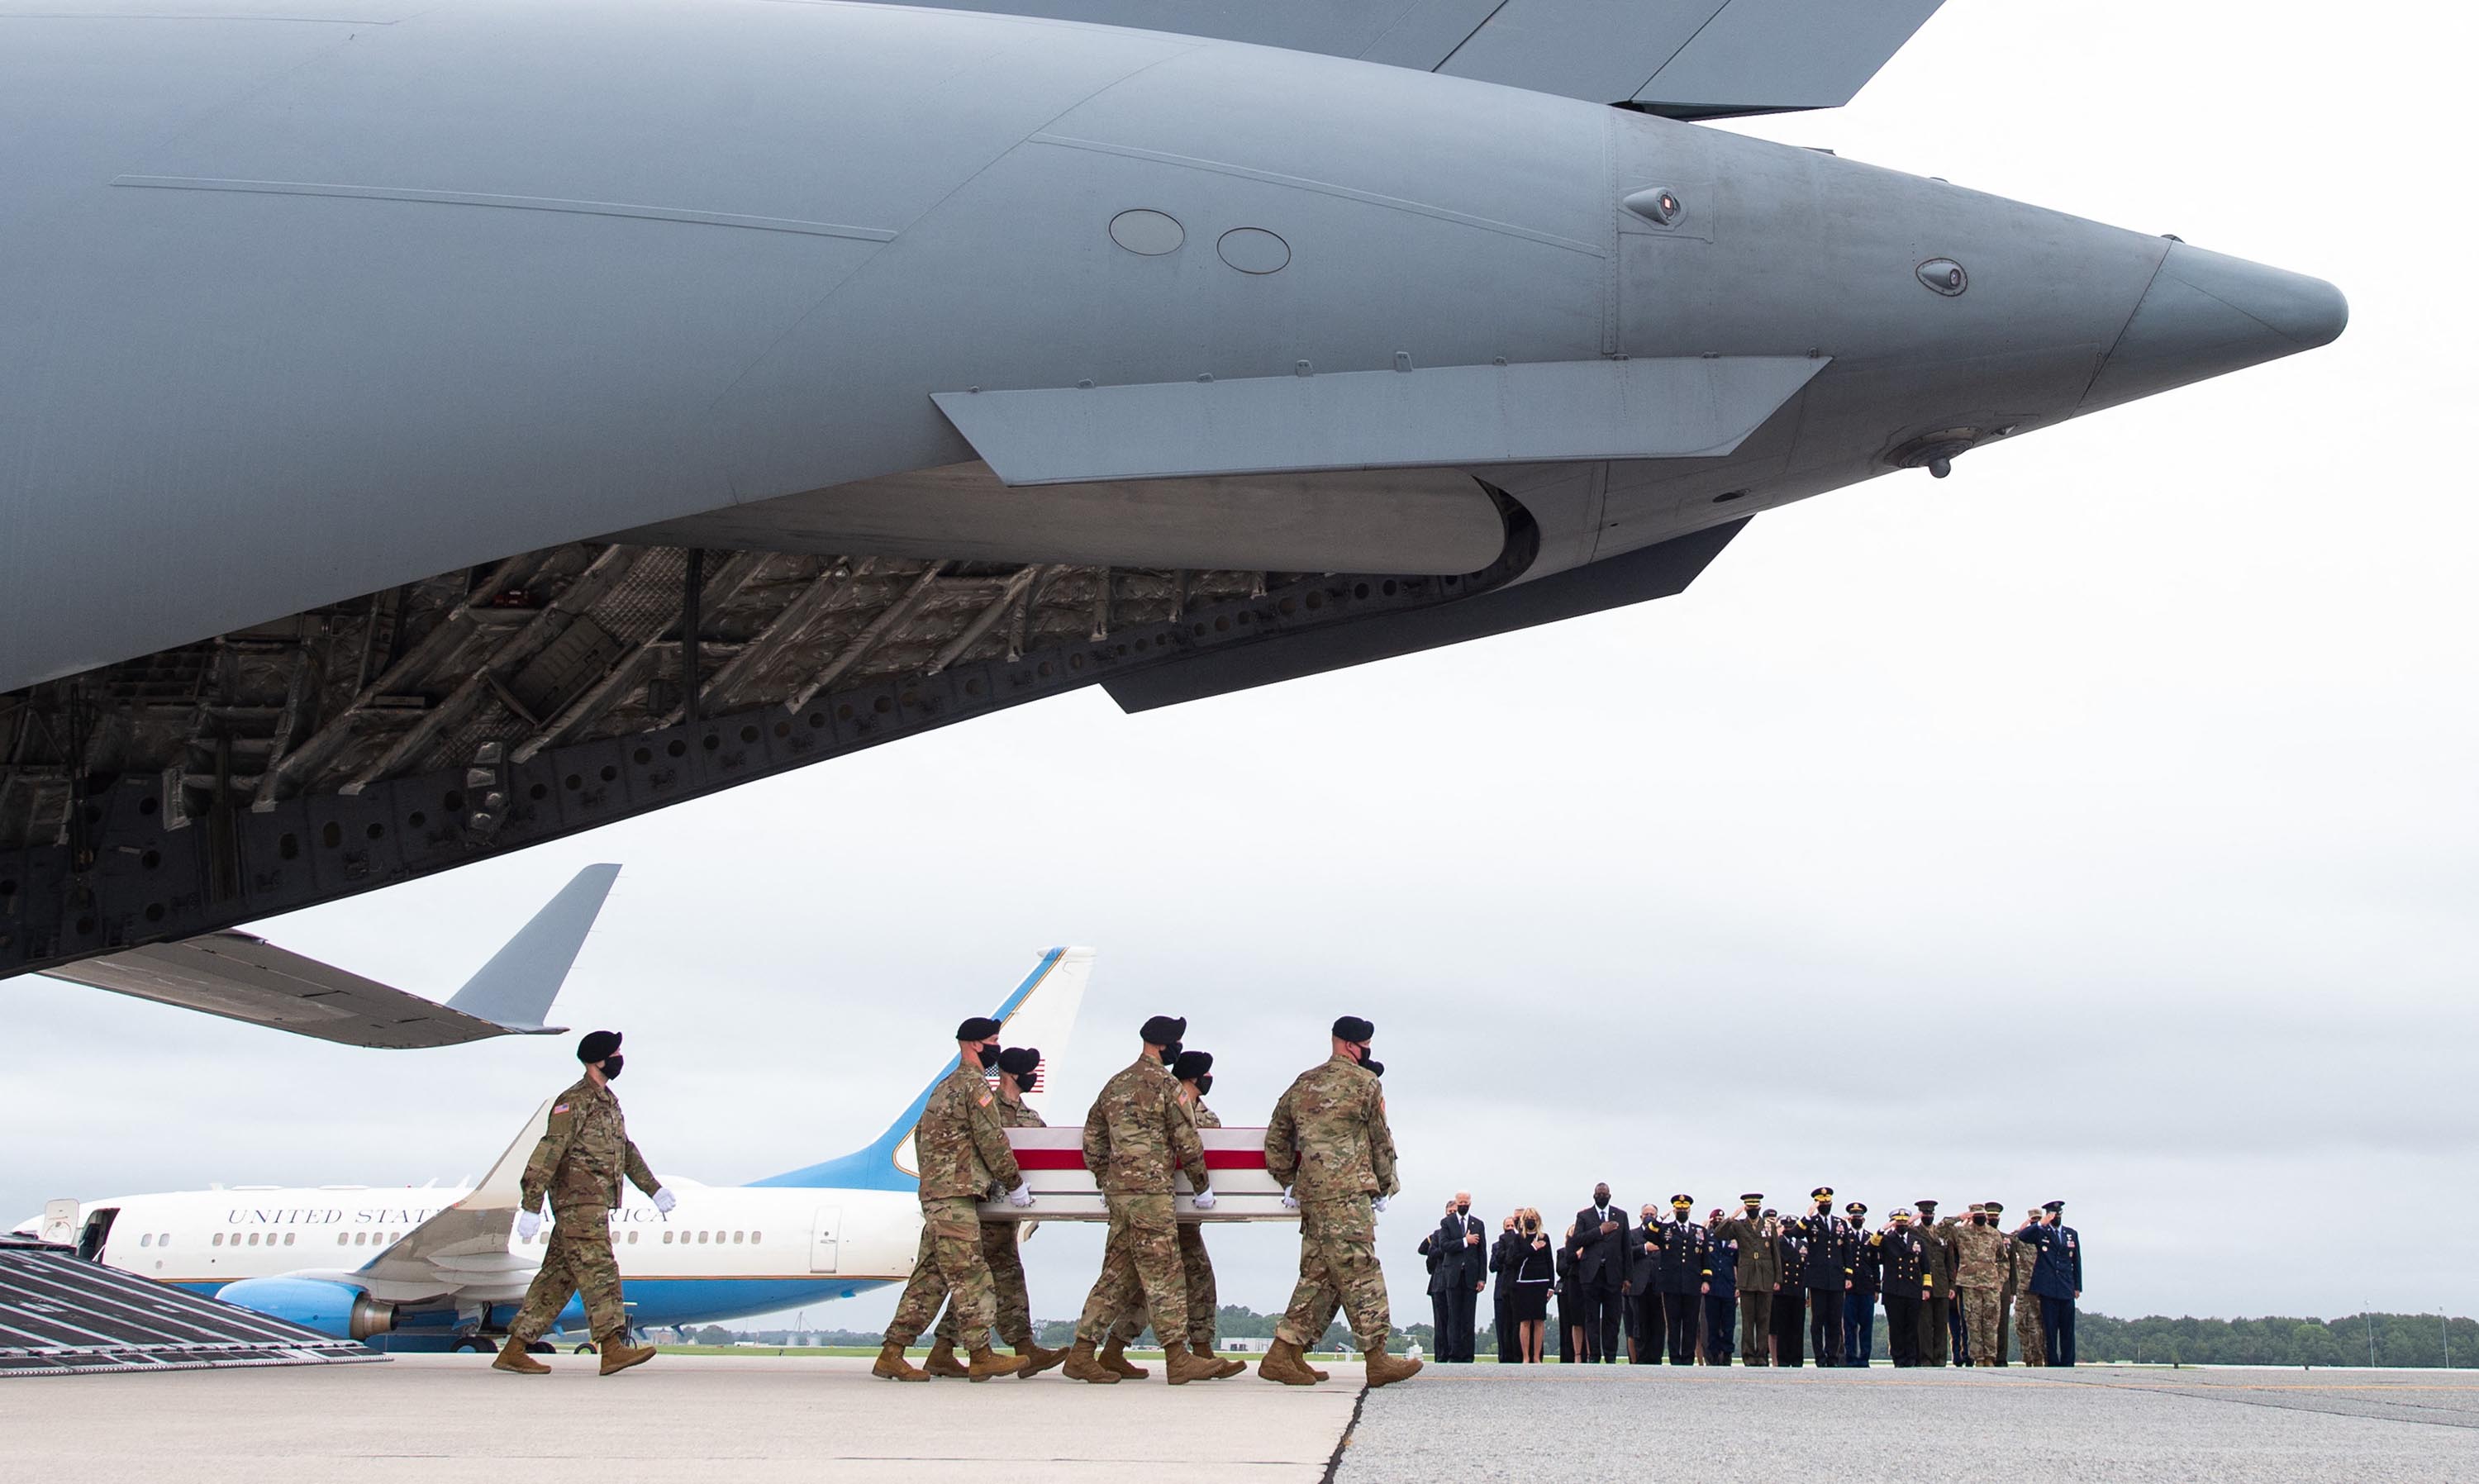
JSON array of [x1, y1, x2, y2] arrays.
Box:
[[1107, 1050, 1244, 1378], [1065, 1015, 1220, 1386], [496, 1030, 672, 1377], [1951, 1201, 2012, 1365], [2010, 1206, 2048, 1365], [1259, 1016, 1421, 1389], [925, 1046, 1067, 1379], [875, 1016, 1033, 1383]]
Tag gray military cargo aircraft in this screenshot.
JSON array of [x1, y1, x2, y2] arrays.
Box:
[[0, 0, 2343, 990]]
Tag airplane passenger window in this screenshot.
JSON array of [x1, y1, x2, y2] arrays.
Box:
[[338, 1234, 350, 1246], [751, 1231, 762, 1244], [140, 1234, 152, 1248], [698, 1230, 709, 1244], [354, 1232, 367, 1246], [626, 1230, 638, 1244], [284, 1233, 296, 1246], [159, 1233, 171, 1245], [246, 1233, 259, 1246], [732, 1231, 743, 1244], [212, 1233, 224, 1247], [661, 1230, 673, 1244]]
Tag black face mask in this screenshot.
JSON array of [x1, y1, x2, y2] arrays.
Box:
[[1456, 1203, 1470, 1215], [1195, 1074, 1213, 1096], [969, 1043, 1000, 1069], [1972, 1214, 1987, 1226], [1159, 1040, 1182, 1062], [599, 1054, 624, 1082]]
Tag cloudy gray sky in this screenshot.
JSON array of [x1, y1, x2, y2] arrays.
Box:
[[5, 0, 2471, 1333]]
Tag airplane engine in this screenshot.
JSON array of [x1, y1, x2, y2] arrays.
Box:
[[214, 1277, 394, 1342]]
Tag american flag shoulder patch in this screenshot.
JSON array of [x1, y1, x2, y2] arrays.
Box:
[[552, 1103, 570, 1114], [978, 1092, 993, 1106]]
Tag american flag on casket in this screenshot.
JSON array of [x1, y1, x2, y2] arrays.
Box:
[[973, 1126, 1297, 1222]]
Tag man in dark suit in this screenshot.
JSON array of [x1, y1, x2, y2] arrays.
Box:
[[1569, 1182, 1627, 1362], [1425, 1191, 1487, 1362], [1489, 1214, 1521, 1363], [1415, 1198, 1449, 1352], [1622, 1203, 1661, 1362]]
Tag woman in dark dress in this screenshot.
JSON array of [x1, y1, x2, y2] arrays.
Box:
[[1509, 1207, 1556, 1363]]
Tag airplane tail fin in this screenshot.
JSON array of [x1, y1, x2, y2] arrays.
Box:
[[441, 863, 621, 1032], [749, 947, 1092, 1190]]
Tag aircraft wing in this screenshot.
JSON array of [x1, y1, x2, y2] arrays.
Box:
[[350, 1099, 550, 1306], [859, 0, 1944, 115], [37, 863, 617, 1049]]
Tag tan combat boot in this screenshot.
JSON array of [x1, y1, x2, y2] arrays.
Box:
[[1255, 1337, 1320, 1386], [922, 1339, 972, 1378], [965, 1344, 1024, 1381], [491, 1334, 550, 1374], [1013, 1340, 1068, 1378], [1061, 1338, 1121, 1384], [872, 1340, 930, 1382], [597, 1333, 656, 1376], [1097, 1334, 1149, 1378], [1196, 1341, 1247, 1379], [1362, 1343, 1423, 1388], [1162, 1340, 1223, 1386]]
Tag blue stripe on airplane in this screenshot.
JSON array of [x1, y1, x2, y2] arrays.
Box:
[[745, 946, 1063, 1191]]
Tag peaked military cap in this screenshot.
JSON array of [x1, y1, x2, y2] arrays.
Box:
[[1332, 1014, 1375, 1043], [955, 1015, 1003, 1041], [1845, 1201, 1868, 1216], [1982, 1201, 2005, 1214], [2043, 1200, 2065, 1212], [1915, 1198, 1939, 1210], [997, 1046, 1041, 1079], [1139, 1014, 1187, 1044], [1671, 1194, 1693, 1207], [1810, 1186, 1834, 1200], [1892, 1208, 1914, 1220], [1740, 1192, 1764, 1203], [577, 1030, 622, 1063], [1170, 1049, 1214, 1081]]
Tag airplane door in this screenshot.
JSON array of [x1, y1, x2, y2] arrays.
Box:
[[77, 1206, 120, 1262], [808, 1207, 840, 1274]]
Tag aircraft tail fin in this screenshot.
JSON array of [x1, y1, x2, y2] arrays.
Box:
[[749, 947, 1092, 1190], [441, 863, 621, 1032]]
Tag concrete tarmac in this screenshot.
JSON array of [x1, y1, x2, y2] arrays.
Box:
[[0, 1353, 1363, 1484], [1334, 1365, 2479, 1482], [9, 1358, 2476, 1482]]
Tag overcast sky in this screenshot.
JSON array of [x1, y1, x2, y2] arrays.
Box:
[[5, 1, 2471, 1334]]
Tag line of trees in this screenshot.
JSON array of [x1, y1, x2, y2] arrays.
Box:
[[677, 1308, 2477, 1366]]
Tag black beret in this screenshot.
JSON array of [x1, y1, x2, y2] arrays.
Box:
[[996, 1047, 1040, 1079], [1332, 1015, 1374, 1043], [1170, 1049, 1214, 1082], [577, 1030, 622, 1063], [1140, 1014, 1187, 1044], [955, 1015, 1003, 1041], [1362, 1058, 1385, 1078]]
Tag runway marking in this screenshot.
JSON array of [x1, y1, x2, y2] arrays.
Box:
[[109, 176, 901, 241]]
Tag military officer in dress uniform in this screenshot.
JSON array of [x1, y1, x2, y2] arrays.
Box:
[[1649, 1195, 1709, 1365], [877, 1016, 1035, 1382], [1769, 1215, 1807, 1367], [1701, 1209, 1737, 1365], [1872, 1209, 1933, 1367], [496, 1030, 673, 1376], [1843, 1201, 1879, 1367], [2018, 1200, 2083, 1366], [924, 1046, 1067, 1379], [1915, 1198, 1954, 1367], [1794, 1187, 1853, 1367], [1710, 1194, 1776, 1367]]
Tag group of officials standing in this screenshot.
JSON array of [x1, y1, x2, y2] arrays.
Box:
[[870, 1011, 1422, 1387], [1438, 1187, 2083, 1368]]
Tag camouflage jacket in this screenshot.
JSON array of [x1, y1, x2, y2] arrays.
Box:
[[521, 1075, 659, 1214], [916, 1061, 1023, 1201], [2004, 1231, 2040, 1297], [1265, 1054, 1397, 1201], [1082, 1054, 1208, 1196], [997, 1087, 1045, 1130], [1951, 1220, 2010, 1288], [1185, 1092, 1222, 1130]]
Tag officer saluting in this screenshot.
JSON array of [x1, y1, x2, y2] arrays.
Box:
[[1259, 1015, 1420, 1388], [495, 1030, 673, 1376]]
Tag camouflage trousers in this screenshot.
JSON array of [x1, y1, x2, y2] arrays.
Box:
[[511, 1206, 625, 1342], [930, 1219, 1032, 1349], [1073, 1193, 1189, 1348], [1274, 1195, 1391, 1352], [2015, 1287, 2048, 1365], [887, 1197, 997, 1350], [1962, 1287, 2003, 1364], [1111, 1220, 1216, 1349]]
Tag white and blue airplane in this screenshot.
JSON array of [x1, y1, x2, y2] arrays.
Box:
[[18, 945, 1090, 1350]]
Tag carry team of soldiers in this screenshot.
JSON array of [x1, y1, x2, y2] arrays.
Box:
[[489, 1023, 2079, 1382]]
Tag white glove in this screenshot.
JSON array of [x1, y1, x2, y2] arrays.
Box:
[[1191, 1189, 1217, 1211], [513, 1209, 541, 1241], [1280, 1186, 1300, 1211], [1373, 1194, 1389, 1213], [1006, 1182, 1035, 1209], [652, 1187, 678, 1215]]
